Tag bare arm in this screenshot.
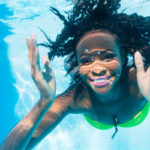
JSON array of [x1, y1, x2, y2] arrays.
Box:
[[0, 34, 84, 150], [26, 86, 75, 149], [0, 35, 57, 150], [0, 89, 74, 150], [0, 98, 53, 150]]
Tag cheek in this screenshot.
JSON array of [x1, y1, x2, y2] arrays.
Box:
[[79, 65, 91, 75], [105, 60, 122, 73], [79, 66, 89, 83]]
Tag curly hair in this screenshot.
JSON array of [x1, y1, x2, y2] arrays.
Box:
[[39, 0, 150, 85]]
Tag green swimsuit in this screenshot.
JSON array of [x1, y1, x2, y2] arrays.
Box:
[[83, 102, 150, 130]]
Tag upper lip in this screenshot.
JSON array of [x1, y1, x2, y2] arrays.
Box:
[[89, 75, 111, 81]]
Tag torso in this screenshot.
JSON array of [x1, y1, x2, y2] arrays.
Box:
[[69, 67, 147, 125]]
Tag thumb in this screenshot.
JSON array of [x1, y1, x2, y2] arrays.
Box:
[[42, 55, 51, 73], [134, 51, 144, 74]]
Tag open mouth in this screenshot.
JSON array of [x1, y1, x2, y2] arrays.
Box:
[[90, 76, 111, 87]]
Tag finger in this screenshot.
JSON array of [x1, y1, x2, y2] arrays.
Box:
[[31, 34, 40, 69], [134, 51, 145, 74], [42, 55, 51, 73], [26, 37, 32, 63], [30, 34, 43, 83]]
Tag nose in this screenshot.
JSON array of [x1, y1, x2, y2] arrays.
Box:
[[92, 67, 106, 76]]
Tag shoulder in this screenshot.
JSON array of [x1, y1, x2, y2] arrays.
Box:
[[50, 81, 91, 115]]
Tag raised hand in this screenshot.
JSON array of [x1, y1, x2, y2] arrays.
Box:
[[134, 51, 150, 101], [26, 34, 56, 103]]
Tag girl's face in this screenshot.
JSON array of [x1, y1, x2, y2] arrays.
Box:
[[76, 31, 123, 95]]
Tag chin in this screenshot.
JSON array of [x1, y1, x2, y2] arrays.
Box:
[[91, 83, 112, 95]]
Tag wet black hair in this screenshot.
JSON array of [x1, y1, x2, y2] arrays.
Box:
[[39, 0, 150, 85]]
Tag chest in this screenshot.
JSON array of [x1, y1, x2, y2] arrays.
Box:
[[74, 80, 145, 125]]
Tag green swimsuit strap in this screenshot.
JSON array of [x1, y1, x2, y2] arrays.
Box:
[[83, 102, 150, 130]]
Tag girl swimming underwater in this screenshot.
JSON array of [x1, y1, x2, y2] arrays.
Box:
[[1, 0, 150, 149]]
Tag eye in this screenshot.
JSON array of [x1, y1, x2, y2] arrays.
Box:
[[80, 57, 94, 65], [103, 53, 116, 61]]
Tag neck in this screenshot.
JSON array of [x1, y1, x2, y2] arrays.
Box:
[[89, 79, 126, 106], [86, 79, 146, 124]]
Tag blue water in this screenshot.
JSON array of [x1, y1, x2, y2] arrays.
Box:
[[1, 0, 150, 150], [0, 4, 18, 144]]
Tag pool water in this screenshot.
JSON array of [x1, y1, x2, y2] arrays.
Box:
[[0, 0, 150, 149]]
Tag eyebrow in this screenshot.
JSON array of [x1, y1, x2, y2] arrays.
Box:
[[80, 49, 114, 57]]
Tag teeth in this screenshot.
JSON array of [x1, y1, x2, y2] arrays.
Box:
[[94, 79, 107, 83]]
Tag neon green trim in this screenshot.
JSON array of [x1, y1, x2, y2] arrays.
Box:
[[83, 102, 150, 130], [119, 102, 150, 127], [83, 114, 113, 130]]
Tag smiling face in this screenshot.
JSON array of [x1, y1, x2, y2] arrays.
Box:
[[76, 30, 123, 95]]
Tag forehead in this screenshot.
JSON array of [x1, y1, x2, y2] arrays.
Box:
[[76, 32, 119, 56]]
